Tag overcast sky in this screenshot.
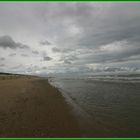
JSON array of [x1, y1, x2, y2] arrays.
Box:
[[0, 2, 140, 75]]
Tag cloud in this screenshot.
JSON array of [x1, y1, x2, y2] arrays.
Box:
[[0, 57, 5, 61], [0, 3, 140, 74], [60, 53, 78, 63], [21, 54, 29, 57], [40, 50, 52, 61], [64, 60, 72, 64], [43, 56, 52, 61], [0, 35, 18, 49], [11, 64, 22, 69], [0, 64, 5, 67], [0, 35, 30, 49], [42, 66, 47, 69], [19, 44, 30, 49], [52, 47, 61, 53], [32, 50, 39, 54], [52, 47, 74, 53], [75, 40, 140, 65], [40, 40, 51, 46], [9, 53, 16, 56]]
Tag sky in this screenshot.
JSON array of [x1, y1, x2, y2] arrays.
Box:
[[0, 2, 140, 75]]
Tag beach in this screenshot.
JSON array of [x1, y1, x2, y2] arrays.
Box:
[[0, 74, 80, 137], [1, 73, 140, 138]]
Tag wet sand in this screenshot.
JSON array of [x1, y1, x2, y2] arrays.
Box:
[[0, 75, 80, 137]]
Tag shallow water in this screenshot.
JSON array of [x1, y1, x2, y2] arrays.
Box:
[[49, 74, 140, 137]]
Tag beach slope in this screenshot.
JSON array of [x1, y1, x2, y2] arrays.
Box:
[[0, 75, 80, 137]]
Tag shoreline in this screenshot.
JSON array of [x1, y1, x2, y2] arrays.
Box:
[[0, 74, 81, 137]]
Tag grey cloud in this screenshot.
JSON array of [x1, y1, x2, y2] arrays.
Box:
[[43, 56, 52, 61], [61, 48, 74, 53], [50, 3, 140, 69], [90, 66, 139, 73], [0, 35, 30, 50], [52, 47, 74, 53], [9, 53, 16, 56], [0, 3, 140, 74], [103, 67, 133, 72], [40, 40, 51, 46], [75, 46, 140, 65], [41, 3, 140, 72], [0, 57, 5, 61], [52, 47, 61, 53], [42, 66, 47, 69], [41, 50, 52, 61], [78, 25, 140, 49], [26, 65, 42, 73], [0, 35, 18, 49], [32, 50, 39, 54], [58, 40, 140, 69], [19, 44, 30, 49], [64, 60, 72, 64], [76, 4, 140, 49], [59, 53, 79, 65], [21, 54, 29, 57], [0, 64, 5, 67], [11, 64, 22, 69]]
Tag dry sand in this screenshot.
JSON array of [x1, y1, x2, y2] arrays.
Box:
[[0, 75, 80, 137]]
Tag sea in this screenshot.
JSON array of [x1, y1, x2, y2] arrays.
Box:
[[47, 72, 140, 137]]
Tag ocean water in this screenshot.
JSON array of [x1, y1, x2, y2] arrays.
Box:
[[48, 73, 140, 137]]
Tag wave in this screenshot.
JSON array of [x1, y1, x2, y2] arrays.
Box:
[[49, 73, 140, 83]]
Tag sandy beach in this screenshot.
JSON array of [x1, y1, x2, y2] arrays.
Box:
[[0, 74, 80, 137]]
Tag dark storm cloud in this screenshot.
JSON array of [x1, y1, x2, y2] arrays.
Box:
[[0, 35, 30, 49]]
